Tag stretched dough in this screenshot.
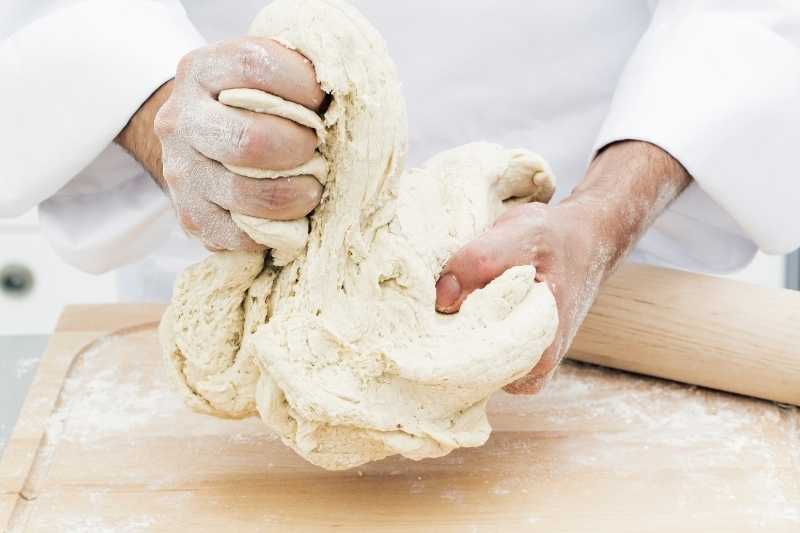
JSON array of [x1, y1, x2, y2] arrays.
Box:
[[160, 0, 558, 470]]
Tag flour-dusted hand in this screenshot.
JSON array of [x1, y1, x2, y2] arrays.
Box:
[[436, 201, 604, 394], [152, 38, 327, 251], [436, 141, 693, 393]]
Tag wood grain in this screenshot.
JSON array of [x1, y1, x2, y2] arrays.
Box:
[[0, 302, 798, 531], [571, 263, 800, 405]]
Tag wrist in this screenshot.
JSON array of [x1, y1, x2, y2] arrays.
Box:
[[115, 79, 175, 189], [552, 200, 623, 282], [559, 141, 692, 277]]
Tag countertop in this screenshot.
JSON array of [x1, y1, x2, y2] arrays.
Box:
[[3, 305, 799, 532], [0, 335, 47, 454]]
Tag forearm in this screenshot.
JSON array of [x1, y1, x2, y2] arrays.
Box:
[[115, 79, 174, 189], [563, 140, 692, 277]]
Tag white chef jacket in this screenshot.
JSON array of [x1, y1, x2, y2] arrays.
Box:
[[2, 0, 799, 301]]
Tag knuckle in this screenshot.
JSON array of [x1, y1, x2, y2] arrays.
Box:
[[462, 244, 498, 280], [239, 48, 260, 80], [237, 38, 275, 80], [176, 47, 208, 80], [475, 257, 499, 281], [232, 123, 263, 160]]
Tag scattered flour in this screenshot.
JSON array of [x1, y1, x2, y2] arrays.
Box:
[[14, 355, 40, 379]]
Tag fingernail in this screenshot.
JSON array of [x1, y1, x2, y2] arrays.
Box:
[[435, 273, 461, 312]]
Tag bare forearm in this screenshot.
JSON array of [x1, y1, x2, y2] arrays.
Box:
[[115, 79, 174, 189], [563, 140, 692, 277]]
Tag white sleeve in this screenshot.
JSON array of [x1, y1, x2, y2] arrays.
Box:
[[594, 0, 800, 265], [38, 143, 177, 274], [0, 0, 205, 272]]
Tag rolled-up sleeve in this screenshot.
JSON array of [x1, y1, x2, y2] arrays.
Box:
[[0, 0, 205, 272], [595, 0, 800, 263]]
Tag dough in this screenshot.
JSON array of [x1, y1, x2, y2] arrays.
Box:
[[160, 0, 558, 470]]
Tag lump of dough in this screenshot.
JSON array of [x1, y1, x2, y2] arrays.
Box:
[[160, 0, 558, 470]]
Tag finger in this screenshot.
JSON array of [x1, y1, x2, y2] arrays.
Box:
[[187, 37, 325, 111], [174, 198, 264, 252], [187, 99, 317, 170], [503, 372, 550, 395], [435, 224, 531, 313], [203, 204, 265, 252], [207, 164, 323, 220], [504, 323, 565, 394]]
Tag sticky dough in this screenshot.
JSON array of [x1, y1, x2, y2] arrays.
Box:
[[160, 0, 558, 470]]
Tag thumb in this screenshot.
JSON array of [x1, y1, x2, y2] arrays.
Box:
[[435, 227, 520, 314]]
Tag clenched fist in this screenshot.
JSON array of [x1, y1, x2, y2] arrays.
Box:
[[118, 37, 327, 251]]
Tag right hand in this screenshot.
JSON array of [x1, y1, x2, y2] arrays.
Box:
[[154, 37, 327, 251]]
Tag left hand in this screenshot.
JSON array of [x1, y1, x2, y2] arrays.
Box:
[[435, 201, 605, 394]]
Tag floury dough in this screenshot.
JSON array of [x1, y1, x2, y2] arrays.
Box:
[[160, 0, 559, 470]]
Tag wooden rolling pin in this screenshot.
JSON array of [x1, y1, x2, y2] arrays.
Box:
[[570, 263, 800, 405]]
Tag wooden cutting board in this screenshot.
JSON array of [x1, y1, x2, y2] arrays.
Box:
[[1, 304, 799, 532]]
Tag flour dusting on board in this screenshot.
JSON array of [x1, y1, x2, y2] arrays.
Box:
[[485, 362, 800, 524], [54, 513, 156, 533], [10, 331, 268, 533], [44, 334, 263, 446], [7, 328, 799, 531]]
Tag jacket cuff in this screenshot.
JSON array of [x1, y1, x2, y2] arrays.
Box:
[[594, 6, 800, 255]]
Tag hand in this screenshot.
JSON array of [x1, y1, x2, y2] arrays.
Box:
[[120, 38, 327, 251], [435, 141, 692, 393], [435, 202, 603, 394]]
